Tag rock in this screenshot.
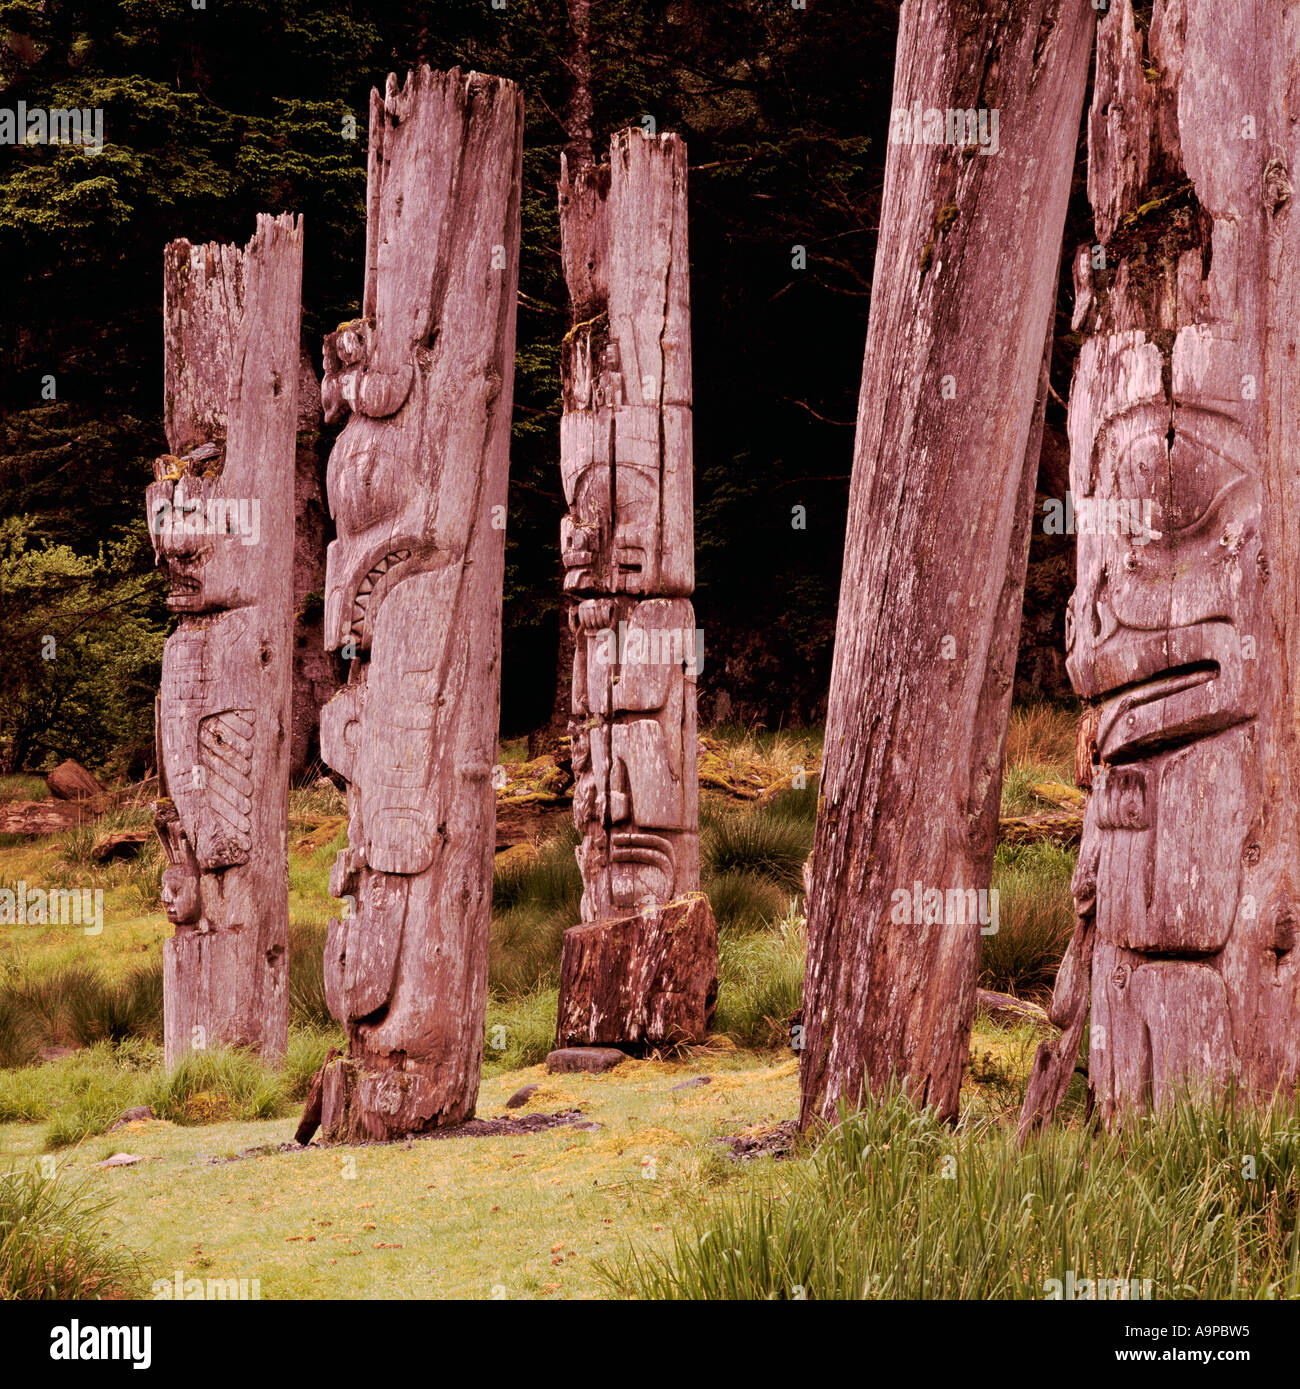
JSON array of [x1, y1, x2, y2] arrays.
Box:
[[38, 1045, 77, 1063], [46, 759, 102, 801], [670, 1076, 712, 1092], [545, 1047, 626, 1075], [505, 1084, 539, 1110], [92, 830, 152, 862], [94, 1153, 145, 1168], [556, 894, 719, 1048], [109, 1105, 156, 1131]]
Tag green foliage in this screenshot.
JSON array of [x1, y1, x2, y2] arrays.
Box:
[[0, 1166, 144, 1299], [2, 0, 899, 751], [0, 516, 166, 772], [702, 810, 811, 894], [66, 959, 161, 1046], [605, 1088, 1300, 1300], [484, 987, 560, 1073], [141, 1046, 287, 1126]]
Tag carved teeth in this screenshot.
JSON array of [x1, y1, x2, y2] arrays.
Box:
[[346, 550, 411, 642]]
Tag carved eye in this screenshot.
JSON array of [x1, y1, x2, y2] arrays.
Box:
[[1165, 424, 1251, 533]]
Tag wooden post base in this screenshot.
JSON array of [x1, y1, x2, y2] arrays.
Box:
[[556, 893, 718, 1048]]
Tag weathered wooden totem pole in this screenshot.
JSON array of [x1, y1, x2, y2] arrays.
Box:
[[1023, 0, 1300, 1130], [148, 213, 302, 1067], [553, 129, 718, 1049], [314, 68, 523, 1140], [798, 0, 1094, 1128]]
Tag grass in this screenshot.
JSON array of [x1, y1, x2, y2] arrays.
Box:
[[714, 915, 805, 1049], [0, 1166, 143, 1298], [603, 1086, 1300, 1300], [701, 807, 812, 894], [0, 773, 49, 803], [982, 842, 1077, 999]]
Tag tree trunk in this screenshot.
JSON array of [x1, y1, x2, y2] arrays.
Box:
[[553, 129, 717, 1044], [799, 0, 1095, 1129], [316, 67, 524, 1142], [1023, 0, 1300, 1130], [150, 213, 302, 1068]]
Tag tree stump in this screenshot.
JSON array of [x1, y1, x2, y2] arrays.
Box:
[[149, 214, 301, 1068], [553, 128, 716, 1046], [556, 894, 718, 1048], [1023, 0, 1300, 1130], [799, 0, 1095, 1129], [317, 67, 524, 1141]]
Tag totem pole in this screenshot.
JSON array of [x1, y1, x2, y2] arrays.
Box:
[[314, 67, 523, 1141], [553, 129, 718, 1049], [1022, 0, 1300, 1130], [149, 213, 302, 1067]]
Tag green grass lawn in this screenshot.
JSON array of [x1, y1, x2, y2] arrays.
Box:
[[0, 713, 1115, 1300]]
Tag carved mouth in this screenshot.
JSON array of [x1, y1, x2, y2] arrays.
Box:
[[347, 548, 411, 641], [1098, 660, 1220, 760], [609, 832, 674, 873]]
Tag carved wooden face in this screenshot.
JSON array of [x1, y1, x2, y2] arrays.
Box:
[[560, 406, 664, 596], [146, 469, 256, 615], [1067, 328, 1262, 764], [1067, 327, 1264, 964], [570, 598, 697, 916]]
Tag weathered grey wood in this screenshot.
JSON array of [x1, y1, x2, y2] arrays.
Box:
[[149, 213, 301, 1068], [316, 67, 523, 1142], [559, 130, 698, 920], [554, 129, 716, 1046], [556, 893, 718, 1048], [799, 0, 1095, 1128], [1023, 0, 1300, 1129]]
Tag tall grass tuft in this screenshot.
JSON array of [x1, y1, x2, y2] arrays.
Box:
[[141, 1046, 288, 1126], [0, 991, 40, 1069], [982, 842, 1076, 998], [713, 915, 805, 1048], [0, 1168, 143, 1299], [605, 1086, 1300, 1300], [702, 813, 811, 894], [68, 961, 163, 1047], [287, 919, 332, 1029], [488, 836, 582, 997]]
